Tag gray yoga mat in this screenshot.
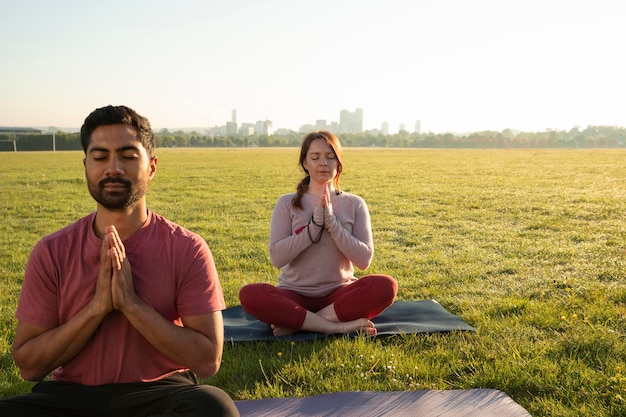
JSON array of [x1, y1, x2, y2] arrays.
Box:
[[235, 389, 532, 417], [223, 300, 475, 342]]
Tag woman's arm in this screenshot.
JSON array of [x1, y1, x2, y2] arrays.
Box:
[[268, 196, 318, 268], [325, 196, 374, 270]]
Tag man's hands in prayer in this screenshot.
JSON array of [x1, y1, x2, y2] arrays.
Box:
[[97, 225, 140, 314]]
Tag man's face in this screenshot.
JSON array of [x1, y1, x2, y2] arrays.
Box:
[[83, 124, 156, 210]]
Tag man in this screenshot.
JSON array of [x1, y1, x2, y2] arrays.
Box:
[[0, 105, 239, 417]]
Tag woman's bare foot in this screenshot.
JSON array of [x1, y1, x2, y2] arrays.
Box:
[[340, 318, 377, 335], [316, 304, 377, 334], [271, 310, 378, 337], [271, 324, 298, 337], [275, 318, 376, 336]]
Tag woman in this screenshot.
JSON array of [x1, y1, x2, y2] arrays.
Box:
[[239, 131, 397, 336]]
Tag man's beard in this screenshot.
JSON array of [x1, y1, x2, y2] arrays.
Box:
[[88, 177, 147, 210]]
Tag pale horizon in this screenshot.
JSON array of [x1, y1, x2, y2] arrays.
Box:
[[2, 0, 624, 134]]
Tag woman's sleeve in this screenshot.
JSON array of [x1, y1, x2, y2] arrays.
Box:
[[326, 196, 374, 270], [268, 196, 317, 268]]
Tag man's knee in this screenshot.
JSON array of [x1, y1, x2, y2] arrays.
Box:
[[194, 385, 239, 417], [156, 385, 239, 417]]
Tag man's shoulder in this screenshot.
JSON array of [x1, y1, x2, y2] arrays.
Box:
[[40, 213, 95, 243], [29, 213, 96, 259], [148, 211, 205, 243]]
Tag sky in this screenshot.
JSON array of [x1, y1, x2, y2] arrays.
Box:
[[1, 0, 624, 134]]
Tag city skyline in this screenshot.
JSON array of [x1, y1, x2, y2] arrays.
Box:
[[207, 107, 417, 137]]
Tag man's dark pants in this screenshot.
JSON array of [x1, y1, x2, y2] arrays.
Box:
[[0, 371, 239, 417]]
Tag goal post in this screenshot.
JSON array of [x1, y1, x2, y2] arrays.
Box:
[[0, 134, 56, 152], [0, 139, 17, 152]]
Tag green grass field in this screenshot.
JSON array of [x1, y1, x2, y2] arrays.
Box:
[[1, 148, 626, 416]]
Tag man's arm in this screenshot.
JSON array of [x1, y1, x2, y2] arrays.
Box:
[[106, 225, 224, 377], [12, 233, 116, 381], [11, 303, 109, 381], [121, 307, 224, 378]]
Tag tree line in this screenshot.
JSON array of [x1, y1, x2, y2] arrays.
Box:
[[2, 125, 625, 151]]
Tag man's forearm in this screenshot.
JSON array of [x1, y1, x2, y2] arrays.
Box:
[[12, 301, 109, 381], [120, 301, 223, 378]]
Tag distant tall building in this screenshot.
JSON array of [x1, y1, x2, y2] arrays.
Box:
[[255, 119, 274, 136], [240, 123, 254, 136], [415, 120, 421, 134], [382, 122, 389, 136], [226, 121, 237, 136], [227, 109, 237, 136], [339, 108, 363, 134], [316, 119, 327, 130], [399, 123, 406, 132], [339, 110, 349, 133]]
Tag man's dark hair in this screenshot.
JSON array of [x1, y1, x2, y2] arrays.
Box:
[[80, 105, 155, 157]]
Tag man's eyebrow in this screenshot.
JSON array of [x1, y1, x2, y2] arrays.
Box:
[[88, 145, 141, 154], [117, 145, 141, 153], [87, 146, 109, 154]]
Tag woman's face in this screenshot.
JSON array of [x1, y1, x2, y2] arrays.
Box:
[[303, 138, 338, 186]]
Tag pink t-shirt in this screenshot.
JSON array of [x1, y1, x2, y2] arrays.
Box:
[[16, 210, 225, 385]]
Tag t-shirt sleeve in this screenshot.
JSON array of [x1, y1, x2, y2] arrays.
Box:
[[175, 235, 226, 317], [16, 239, 60, 328]]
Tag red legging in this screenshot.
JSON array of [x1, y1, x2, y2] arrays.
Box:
[[239, 275, 398, 329]]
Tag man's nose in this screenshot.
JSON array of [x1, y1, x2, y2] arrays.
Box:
[[105, 158, 124, 175]]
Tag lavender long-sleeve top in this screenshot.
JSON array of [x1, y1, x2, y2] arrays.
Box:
[[268, 191, 374, 297]]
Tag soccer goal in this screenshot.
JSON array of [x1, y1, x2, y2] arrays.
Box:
[[0, 134, 56, 152]]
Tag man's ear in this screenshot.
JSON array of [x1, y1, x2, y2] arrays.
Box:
[[149, 156, 158, 179]]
